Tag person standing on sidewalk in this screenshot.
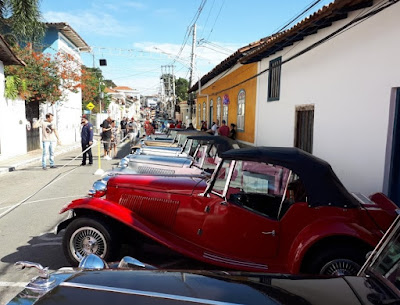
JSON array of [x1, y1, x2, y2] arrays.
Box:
[[120, 117, 127, 140], [80, 115, 93, 166], [218, 120, 230, 137], [35, 113, 61, 170], [101, 117, 112, 160]]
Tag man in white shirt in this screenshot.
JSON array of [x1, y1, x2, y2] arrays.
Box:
[[211, 119, 219, 135], [37, 113, 61, 170]]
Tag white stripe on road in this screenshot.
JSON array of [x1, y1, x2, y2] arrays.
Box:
[[32, 242, 62, 247], [0, 195, 83, 212], [22, 195, 84, 205], [0, 281, 27, 287]]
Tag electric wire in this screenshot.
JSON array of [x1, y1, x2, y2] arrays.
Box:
[[273, 0, 323, 34], [204, 0, 398, 97], [206, 0, 225, 41]]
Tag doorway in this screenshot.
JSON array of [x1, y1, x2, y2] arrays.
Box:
[[294, 105, 314, 154], [25, 100, 40, 151], [389, 89, 400, 205]]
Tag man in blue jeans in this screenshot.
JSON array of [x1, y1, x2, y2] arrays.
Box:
[[39, 113, 61, 170]]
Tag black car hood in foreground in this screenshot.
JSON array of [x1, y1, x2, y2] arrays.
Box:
[[13, 269, 380, 305]]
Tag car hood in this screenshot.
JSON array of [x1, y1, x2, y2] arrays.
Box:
[[16, 270, 369, 305], [126, 154, 192, 168], [107, 175, 207, 195]]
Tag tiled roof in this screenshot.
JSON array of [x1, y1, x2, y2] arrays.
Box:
[[188, 39, 267, 93], [46, 22, 90, 52], [114, 86, 134, 91], [189, 0, 376, 93], [241, 0, 374, 64], [105, 87, 117, 93], [0, 34, 24, 65]]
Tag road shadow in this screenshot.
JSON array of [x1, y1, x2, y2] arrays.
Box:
[[1, 229, 217, 271], [1, 232, 68, 270]]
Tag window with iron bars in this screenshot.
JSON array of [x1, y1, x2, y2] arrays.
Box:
[[268, 57, 282, 101]]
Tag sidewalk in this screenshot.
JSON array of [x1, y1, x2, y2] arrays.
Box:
[[0, 142, 81, 175]]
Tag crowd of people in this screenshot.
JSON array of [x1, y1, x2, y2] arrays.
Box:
[[89, 116, 238, 162], [200, 119, 236, 140]]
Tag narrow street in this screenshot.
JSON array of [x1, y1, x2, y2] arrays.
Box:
[[0, 144, 124, 303], [0, 141, 210, 304]]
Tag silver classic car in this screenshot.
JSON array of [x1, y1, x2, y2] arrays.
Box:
[[7, 216, 400, 305], [91, 136, 240, 193]]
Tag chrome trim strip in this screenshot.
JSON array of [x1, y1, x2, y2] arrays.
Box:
[[203, 252, 268, 270], [60, 282, 245, 305]]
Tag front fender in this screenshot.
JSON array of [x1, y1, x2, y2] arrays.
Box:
[[57, 197, 205, 261], [59, 197, 152, 234], [287, 219, 380, 274]]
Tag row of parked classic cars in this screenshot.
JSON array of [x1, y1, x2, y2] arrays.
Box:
[[7, 128, 400, 304]]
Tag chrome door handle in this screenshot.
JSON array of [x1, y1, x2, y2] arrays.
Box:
[[262, 230, 276, 237]]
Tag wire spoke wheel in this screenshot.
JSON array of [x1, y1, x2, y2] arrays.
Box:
[[320, 259, 361, 276], [70, 226, 108, 262]]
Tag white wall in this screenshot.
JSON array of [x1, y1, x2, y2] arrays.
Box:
[[255, 2, 400, 195], [0, 62, 27, 159]]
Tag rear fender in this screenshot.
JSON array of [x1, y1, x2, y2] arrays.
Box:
[[287, 219, 378, 274]]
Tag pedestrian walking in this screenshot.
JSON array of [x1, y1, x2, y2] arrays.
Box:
[[218, 120, 230, 137], [144, 119, 155, 139], [35, 113, 61, 170], [120, 117, 127, 139], [80, 115, 93, 166], [110, 120, 119, 158], [127, 117, 138, 142], [101, 116, 112, 160]]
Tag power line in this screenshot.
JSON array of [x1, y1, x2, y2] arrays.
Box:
[[206, 0, 225, 41], [199, 0, 216, 39], [273, 0, 323, 34], [203, 0, 397, 97]]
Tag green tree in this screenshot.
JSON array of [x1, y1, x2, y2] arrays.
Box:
[[175, 77, 189, 102], [0, 0, 45, 45], [81, 66, 110, 113]]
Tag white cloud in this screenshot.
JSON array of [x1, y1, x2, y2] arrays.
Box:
[[124, 1, 146, 9], [43, 11, 141, 38], [132, 41, 243, 79]]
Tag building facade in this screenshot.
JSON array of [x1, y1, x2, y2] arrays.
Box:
[[240, 0, 400, 202]]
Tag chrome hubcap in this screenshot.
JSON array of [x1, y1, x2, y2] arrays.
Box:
[[320, 259, 360, 276], [70, 226, 107, 262]]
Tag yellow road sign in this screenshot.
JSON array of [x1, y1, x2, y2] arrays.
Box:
[[86, 102, 95, 110]]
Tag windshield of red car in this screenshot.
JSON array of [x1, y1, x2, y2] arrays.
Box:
[[369, 226, 400, 291]]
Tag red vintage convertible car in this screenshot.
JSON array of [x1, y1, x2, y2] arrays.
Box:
[[57, 147, 398, 275]]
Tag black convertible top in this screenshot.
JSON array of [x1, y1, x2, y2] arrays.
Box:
[[188, 135, 239, 155], [220, 147, 360, 208]]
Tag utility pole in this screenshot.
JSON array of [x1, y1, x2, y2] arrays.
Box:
[[188, 24, 197, 125], [189, 24, 196, 88], [172, 65, 176, 119], [160, 65, 175, 119]]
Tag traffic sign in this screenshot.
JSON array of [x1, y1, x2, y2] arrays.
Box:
[[86, 102, 95, 110]]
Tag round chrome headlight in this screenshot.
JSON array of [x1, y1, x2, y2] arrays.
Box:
[[89, 180, 107, 197], [119, 157, 129, 168]]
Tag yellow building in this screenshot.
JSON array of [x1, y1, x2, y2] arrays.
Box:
[[189, 41, 264, 144]]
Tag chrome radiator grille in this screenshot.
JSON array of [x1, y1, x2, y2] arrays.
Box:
[[137, 166, 175, 175], [119, 194, 179, 228]]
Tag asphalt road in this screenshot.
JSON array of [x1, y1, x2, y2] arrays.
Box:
[[0, 140, 211, 304]]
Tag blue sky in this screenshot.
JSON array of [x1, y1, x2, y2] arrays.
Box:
[[40, 0, 333, 94]]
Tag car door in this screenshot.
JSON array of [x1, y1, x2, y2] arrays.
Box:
[[198, 160, 280, 263], [199, 193, 279, 262]]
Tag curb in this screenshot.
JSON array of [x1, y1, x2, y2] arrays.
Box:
[[0, 144, 81, 175]]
